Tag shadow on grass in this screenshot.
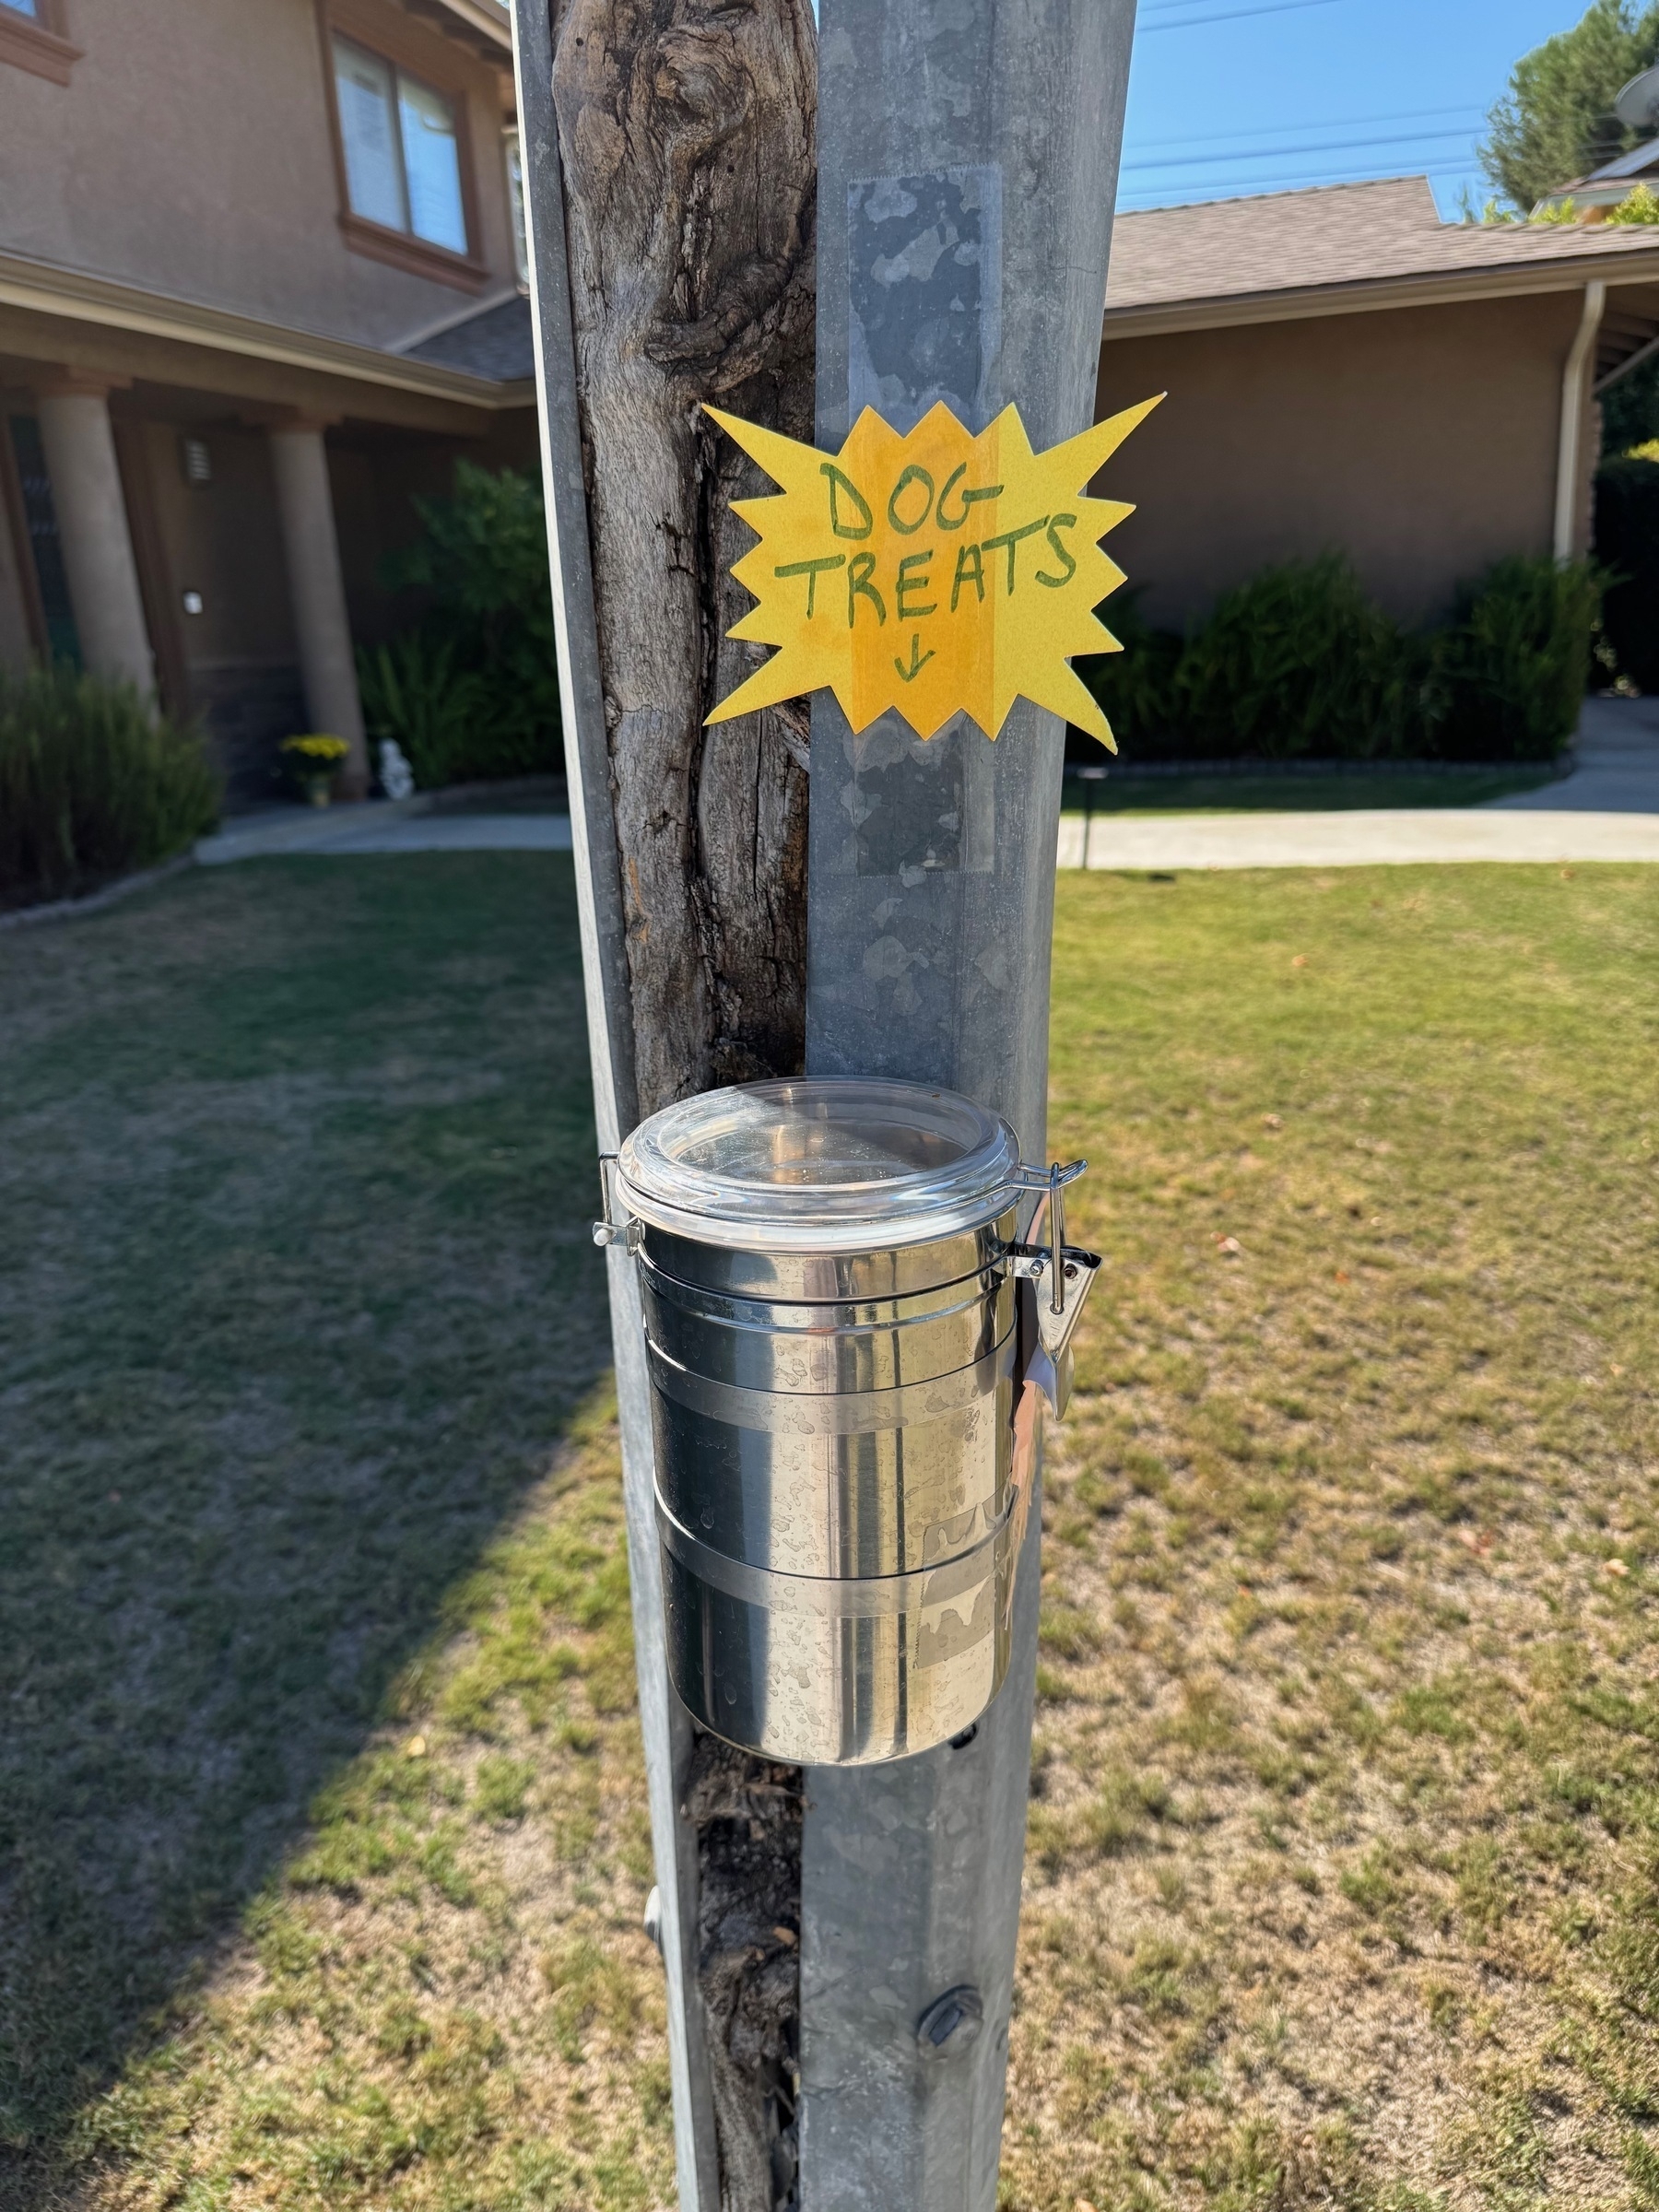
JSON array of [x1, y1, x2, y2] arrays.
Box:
[[0, 855, 612, 2202]]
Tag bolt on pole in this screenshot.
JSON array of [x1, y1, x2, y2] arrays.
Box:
[[798, 4, 1137, 2206]]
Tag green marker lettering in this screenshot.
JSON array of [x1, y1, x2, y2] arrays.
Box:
[[950, 541, 986, 611], [847, 550, 886, 627], [774, 553, 846, 618], [821, 464, 874, 540], [887, 465, 935, 535], [981, 515, 1049, 594], [935, 463, 1004, 530], [895, 549, 937, 621], [1035, 513, 1078, 588]]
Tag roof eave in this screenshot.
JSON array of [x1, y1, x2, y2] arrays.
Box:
[[0, 248, 534, 409], [398, 0, 512, 58], [1101, 244, 1659, 342]]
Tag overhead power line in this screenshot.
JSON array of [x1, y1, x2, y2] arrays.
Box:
[[1137, 0, 1345, 33], [1124, 127, 1478, 173], [1116, 159, 1477, 208], [1126, 104, 1484, 155]]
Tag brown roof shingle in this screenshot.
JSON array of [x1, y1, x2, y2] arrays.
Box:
[[1104, 175, 1659, 323]]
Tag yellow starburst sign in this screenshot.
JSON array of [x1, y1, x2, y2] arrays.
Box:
[[705, 394, 1161, 747]]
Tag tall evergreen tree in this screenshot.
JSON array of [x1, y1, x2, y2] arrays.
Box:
[[1480, 0, 1659, 211]]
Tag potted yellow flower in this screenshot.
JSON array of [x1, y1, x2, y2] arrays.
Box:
[[280, 733, 351, 807]]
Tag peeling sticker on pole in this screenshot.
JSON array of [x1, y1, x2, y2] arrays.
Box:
[[705, 394, 1162, 747]]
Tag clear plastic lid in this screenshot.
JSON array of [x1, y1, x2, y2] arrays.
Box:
[[616, 1078, 1022, 1252]]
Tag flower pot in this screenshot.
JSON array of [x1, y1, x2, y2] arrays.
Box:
[[303, 774, 333, 808]]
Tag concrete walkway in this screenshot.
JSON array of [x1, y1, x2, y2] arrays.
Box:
[[197, 804, 572, 864], [1057, 807, 1659, 869], [196, 703, 1659, 872], [1059, 698, 1659, 869]]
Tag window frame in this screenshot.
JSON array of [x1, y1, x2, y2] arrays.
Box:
[[318, 0, 489, 293], [0, 0, 82, 88], [504, 126, 528, 288]]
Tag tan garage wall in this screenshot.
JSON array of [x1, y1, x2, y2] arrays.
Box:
[[1094, 290, 1582, 631]]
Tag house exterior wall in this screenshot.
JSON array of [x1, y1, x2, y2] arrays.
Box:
[[0, 0, 529, 802], [0, 0, 517, 348], [124, 417, 309, 800], [1095, 290, 1582, 631]]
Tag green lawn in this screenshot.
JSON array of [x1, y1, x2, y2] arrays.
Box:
[[2, 856, 1656, 2212], [1061, 767, 1558, 815]]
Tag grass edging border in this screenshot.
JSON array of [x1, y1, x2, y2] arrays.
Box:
[[0, 853, 196, 934], [1063, 753, 1577, 782]]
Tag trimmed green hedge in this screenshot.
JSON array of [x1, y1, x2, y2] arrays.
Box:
[[0, 665, 218, 911], [1081, 553, 1601, 762]]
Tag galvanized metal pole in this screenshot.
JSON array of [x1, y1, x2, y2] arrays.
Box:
[[799, 6, 1138, 2206], [510, 11, 720, 2210]]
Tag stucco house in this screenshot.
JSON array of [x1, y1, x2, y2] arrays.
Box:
[[7, 14, 1659, 804], [1092, 176, 1659, 632], [0, 0, 535, 799]]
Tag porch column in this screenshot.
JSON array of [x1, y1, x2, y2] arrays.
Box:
[[35, 374, 154, 689], [267, 420, 369, 797]]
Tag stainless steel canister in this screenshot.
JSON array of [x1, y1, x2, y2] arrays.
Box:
[[603, 1078, 1097, 1766]]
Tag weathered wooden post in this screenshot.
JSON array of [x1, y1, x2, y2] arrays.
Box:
[[513, 0, 1138, 2203]]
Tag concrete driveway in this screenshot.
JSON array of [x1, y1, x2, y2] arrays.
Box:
[[1485, 696, 1659, 814]]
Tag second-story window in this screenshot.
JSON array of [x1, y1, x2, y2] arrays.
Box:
[[332, 35, 467, 256], [0, 0, 79, 86]]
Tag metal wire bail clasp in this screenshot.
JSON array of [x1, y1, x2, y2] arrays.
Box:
[[592, 1154, 642, 1253], [1000, 1158, 1102, 1416]]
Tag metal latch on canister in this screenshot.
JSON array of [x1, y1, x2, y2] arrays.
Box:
[[591, 1154, 642, 1253], [998, 1159, 1101, 1418]]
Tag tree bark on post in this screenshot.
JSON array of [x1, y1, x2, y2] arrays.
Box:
[[552, 0, 817, 1112], [516, 5, 817, 2206]]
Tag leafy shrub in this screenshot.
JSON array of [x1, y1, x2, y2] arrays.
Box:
[[357, 635, 488, 792], [360, 462, 561, 788], [1426, 555, 1605, 759], [1079, 591, 1182, 755], [1173, 555, 1411, 759], [0, 665, 218, 910], [1078, 551, 1598, 763], [1595, 456, 1659, 689]]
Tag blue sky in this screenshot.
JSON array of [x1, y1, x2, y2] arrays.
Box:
[[1119, 0, 1586, 218]]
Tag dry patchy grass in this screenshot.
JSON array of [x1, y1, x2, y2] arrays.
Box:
[[6, 857, 1658, 2212], [1004, 865, 1659, 2212]]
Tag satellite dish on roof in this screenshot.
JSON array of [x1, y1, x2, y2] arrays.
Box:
[[1614, 65, 1659, 133]]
